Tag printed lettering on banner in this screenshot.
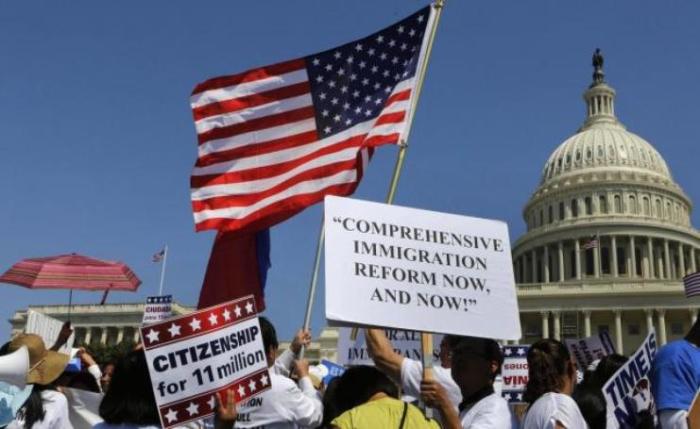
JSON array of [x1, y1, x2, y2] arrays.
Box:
[[501, 345, 529, 403], [602, 329, 657, 428], [142, 295, 173, 325], [565, 331, 616, 369], [320, 360, 346, 385], [336, 327, 443, 366], [25, 310, 74, 354], [140, 295, 270, 429], [324, 196, 521, 339]]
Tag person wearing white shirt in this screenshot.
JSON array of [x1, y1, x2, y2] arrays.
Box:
[[420, 336, 513, 429], [521, 339, 587, 429], [365, 329, 463, 407], [234, 317, 323, 429]]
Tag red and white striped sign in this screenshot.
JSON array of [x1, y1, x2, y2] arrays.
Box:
[[140, 295, 269, 428]]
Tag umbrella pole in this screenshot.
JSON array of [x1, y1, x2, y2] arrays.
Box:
[[68, 289, 73, 321]]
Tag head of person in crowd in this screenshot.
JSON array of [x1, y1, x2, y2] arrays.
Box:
[[450, 336, 504, 398], [320, 376, 342, 428], [100, 362, 115, 392], [331, 365, 399, 417], [572, 387, 606, 428], [523, 339, 577, 404], [55, 370, 101, 393], [98, 349, 160, 426], [438, 335, 462, 368], [259, 316, 279, 367]]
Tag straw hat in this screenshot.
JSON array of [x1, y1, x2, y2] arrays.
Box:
[[7, 334, 69, 385]]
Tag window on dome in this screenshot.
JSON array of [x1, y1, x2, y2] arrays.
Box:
[[628, 195, 637, 214], [597, 146, 604, 157], [585, 249, 594, 275], [643, 197, 650, 216], [576, 150, 581, 161], [601, 247, 610, 274], [617, 246, 627, 275], [585, 197, 592, 215], [666, 202, 672, 219], [655, 199, 663, 218], [559, 202, 565, 220], [571, 199, 578, 218], [614, 195, 622, 213], [587, 148, 592, 160], [566, 154, 571, 165], [599, 196, 608, 214]]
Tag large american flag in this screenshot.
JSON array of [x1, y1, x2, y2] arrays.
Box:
[[190, 5, 435, 233], [684, 272, 700, 298]]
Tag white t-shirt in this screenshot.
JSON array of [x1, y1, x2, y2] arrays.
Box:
[[401, 359, 462, 406], [8, 390, 73, 429], [459, 392, 513, 429], [521, 392, 588, 429], [234, 372, 322, 428]]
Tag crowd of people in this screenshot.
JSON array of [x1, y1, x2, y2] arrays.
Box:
[[1, 314, 699, 428]]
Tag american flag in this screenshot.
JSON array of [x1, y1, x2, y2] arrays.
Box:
[[152, 248, 166, 263], [582, 236, 599, 250], [684, 272, 700, 298], [190, 5, 435, 233]]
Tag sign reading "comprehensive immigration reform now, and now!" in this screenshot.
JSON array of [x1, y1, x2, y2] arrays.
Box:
[[324, 196, 521, 340], [140, 295, 269, 428]]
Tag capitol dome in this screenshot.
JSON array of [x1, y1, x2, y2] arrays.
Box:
[[510, 50, 700, 353]]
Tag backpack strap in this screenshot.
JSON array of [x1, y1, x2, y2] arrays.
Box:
[[399, 401, 409, 429]]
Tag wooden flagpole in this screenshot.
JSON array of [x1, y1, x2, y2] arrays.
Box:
[[300, 0, 446, 359]]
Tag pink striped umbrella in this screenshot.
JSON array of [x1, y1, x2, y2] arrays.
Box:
[[0, 253, 141, 292]]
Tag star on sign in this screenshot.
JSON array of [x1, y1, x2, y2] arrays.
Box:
[[207, 395, 216, 410], [234, 305, 242, 317], [167, 323, 181, 338], [260, 374, 269, 386], [209, 313, 218, 326], [222, 309, 231, 321], [312, 58, 320, 66], [503, 393, 512, 401], [504, 348, 513, 356], [237, 385, 246, 398], [190, 317, 202, 331], [164, 408, 178, 423], [245, 302, 254, 314], [248, 380, 257, 392], [186, 402, 200, 416], [146, 329, 160, 343], [517, 348, 526, 356]]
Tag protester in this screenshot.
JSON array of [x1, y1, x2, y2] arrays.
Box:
[[651, 315, 700, 429], [365, 329, 462, 408], [98, 363, 114, 393], [521, 339, 587, 429], [234, 317, 322, 428], [420, 336, 512, 429], [330, 365, 439, 429], [573, 354, 627, 428], [4, 334, 72, 429]]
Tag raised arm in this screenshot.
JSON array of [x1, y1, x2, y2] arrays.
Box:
[[365, 328, 404, 381]]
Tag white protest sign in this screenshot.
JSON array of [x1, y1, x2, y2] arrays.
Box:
[[336, 327, 443, 366], [25, 310, 74, 354], [140, 295, 269, 428], [501, 345, 529, 403], [565, 331, 616, 369], [603, 329, 657, 428], [142, 295, 173, 325], [324, 196, 521, 339]]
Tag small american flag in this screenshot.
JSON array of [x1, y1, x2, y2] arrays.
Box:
[[684, 272, 700, 298], [190, 5, 435, 233], [152, 248, 166, 263], [582, 236, 599, 250]]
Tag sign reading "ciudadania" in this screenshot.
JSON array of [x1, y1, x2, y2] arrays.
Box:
[[324, 196, 521, 340]]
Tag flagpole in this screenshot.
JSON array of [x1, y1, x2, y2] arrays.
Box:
[[158, 245, 168, 296], [300, 0, 446, 358]]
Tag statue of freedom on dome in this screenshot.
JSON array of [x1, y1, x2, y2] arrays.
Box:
[[592, 48, 605, 85]]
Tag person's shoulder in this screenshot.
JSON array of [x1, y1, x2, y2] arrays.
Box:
[[41, 389, 68, 405], [656, 340, 699, 364], [270, 372, 297, 390]]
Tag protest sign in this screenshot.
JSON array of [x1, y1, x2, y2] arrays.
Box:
[[602, 329, 657, 428], [320, 360, 346, 385], [142, 295, 173, 325], [501, 345, 529, 403], [565, 331, 616, 369], [25, 310, 74, 354], [140, 295, 269, 428], [336, 327, 443, 366], [324, 196, 521, 339]]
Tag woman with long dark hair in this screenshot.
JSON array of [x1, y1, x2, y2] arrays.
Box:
[[521, 339, 587, 429]]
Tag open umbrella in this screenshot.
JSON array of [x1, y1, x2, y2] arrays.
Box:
[[0, 253, 142, 314]]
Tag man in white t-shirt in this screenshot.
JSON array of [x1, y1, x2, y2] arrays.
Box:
[[235, 317, 322, 429], [365, 329, 463, 407], [420, 337, 513, 429]]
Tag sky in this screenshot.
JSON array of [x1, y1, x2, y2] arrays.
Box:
[[1, 1, 699, 342]]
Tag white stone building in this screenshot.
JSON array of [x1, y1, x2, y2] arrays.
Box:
[[511, 57, 700, 352]]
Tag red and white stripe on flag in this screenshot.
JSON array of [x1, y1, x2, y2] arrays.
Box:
[[684, 272, 700, 298], [189, 5, 435, 233]]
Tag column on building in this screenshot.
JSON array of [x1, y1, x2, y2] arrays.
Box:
[[116, 328, 124, 344], [645, 309, 654, 335], [531, 249, 538, 283], [614, 310, 623, 354], [611, 235, 619, 277], [679, 242, 686, 278], [594, 238, 601, 278], [552, 311, 561, 341], [558, 242, 565, 282], [84, 328, 92, 345], [691, 247, 697, 273], [575, 239, 582, 280], [541, 312, 549, 339], [646, 238, 654, 278], [663, 239, 672, 279], [100, 328, 108, 345], [690, 309, 698, 326], [630, 236, 637, 278], [583, 310, 592, 337], [133, 328, 140, 344], [657, 243, 664, 280], [543, 245, 550, 283], [657, 310, 667, 346]]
